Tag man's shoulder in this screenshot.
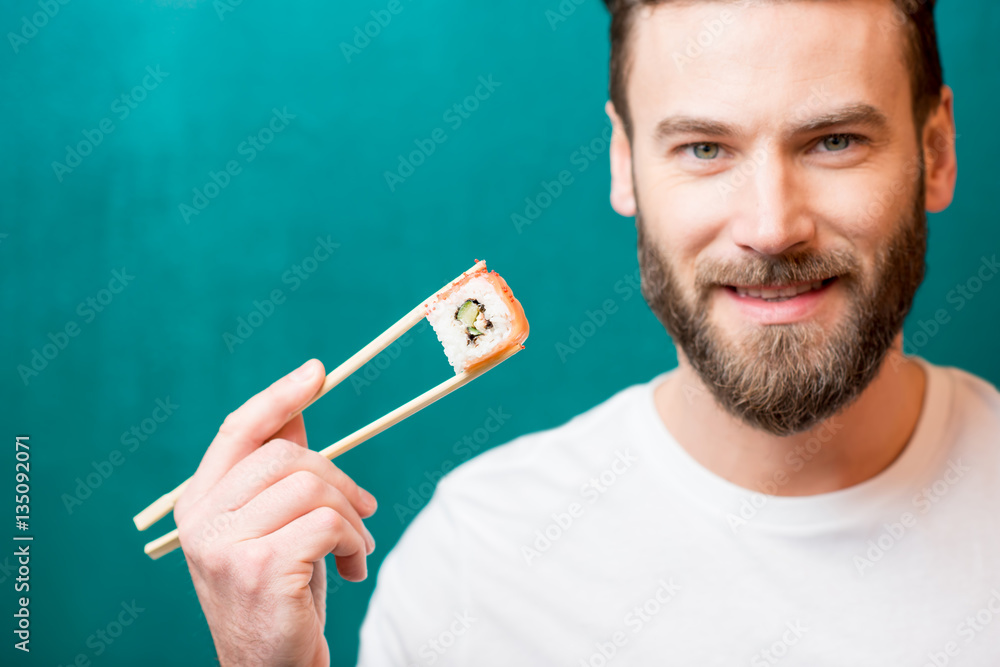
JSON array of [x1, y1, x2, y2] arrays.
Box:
[[947, 364, 1000, 404], [933, 358, 1000, 428], [912, 358, 1000, 471]]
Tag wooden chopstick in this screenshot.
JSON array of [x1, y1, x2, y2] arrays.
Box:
[[133, 261, 486, 533], [143, 345, 522, 560]]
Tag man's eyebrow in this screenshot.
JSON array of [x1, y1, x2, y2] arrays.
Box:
[[652, 104, 890, 143], [791, 104, 890, 137], [653, 117, 742, 143]]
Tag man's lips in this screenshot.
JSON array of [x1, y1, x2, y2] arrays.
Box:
[[723, 277, 838, 301], [716, 276, 839, 324]]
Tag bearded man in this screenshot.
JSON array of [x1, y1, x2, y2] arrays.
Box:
[[174, 1, 1000, 664]]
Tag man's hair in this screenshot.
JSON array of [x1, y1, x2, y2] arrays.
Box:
[[603, 0, 943, 138]]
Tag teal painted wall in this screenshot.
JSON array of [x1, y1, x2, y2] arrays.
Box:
[[1, 1, 997, 665]]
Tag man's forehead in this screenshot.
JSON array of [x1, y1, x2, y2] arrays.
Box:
[[626, 0, 912, 131]]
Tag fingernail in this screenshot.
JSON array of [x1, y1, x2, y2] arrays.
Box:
[[363, 525, 376, 554], [291, 360, 315, 382], [360, 488, 378, 513]]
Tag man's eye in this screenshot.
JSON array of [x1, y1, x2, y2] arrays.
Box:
[[688, 143, 720, 159], [819, 134, 858, 152]]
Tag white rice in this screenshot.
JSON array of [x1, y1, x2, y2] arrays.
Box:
[[426, 275, 515, 373]]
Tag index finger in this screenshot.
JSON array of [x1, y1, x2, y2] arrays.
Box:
[[181, 359, 327, 510]]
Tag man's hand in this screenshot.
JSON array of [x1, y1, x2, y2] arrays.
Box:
[[173, 359, 378, 667]]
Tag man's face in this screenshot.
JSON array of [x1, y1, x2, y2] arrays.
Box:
[[616, 0, 929, 435]]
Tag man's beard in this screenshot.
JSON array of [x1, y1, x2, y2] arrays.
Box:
[[638, 177, 928, 437]]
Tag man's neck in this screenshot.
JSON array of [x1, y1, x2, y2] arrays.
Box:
[[653, 338, 927, 496]]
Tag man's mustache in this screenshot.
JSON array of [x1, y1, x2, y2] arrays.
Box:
[[694, 249, 860, 290]]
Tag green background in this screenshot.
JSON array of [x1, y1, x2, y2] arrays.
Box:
[[1, 1, 997, 664]]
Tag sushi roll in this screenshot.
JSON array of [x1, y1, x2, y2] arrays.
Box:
[[424, 261, 529, 374]]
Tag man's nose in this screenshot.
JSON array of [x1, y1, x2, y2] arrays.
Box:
[[728, 148, 816, 256]]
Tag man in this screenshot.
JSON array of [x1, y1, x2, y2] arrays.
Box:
[[175, 0, 1000, 664]]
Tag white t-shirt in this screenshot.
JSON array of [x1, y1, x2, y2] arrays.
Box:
[[357, 356, 1000, 666]]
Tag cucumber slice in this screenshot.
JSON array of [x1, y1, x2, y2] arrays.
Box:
[[456, 299, 488, 343], [456, 300, 480, 327]]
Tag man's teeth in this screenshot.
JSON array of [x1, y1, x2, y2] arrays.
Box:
[[734, 280, 825, 301]]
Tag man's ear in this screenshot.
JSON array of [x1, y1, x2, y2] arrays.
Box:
[[923, 85, 958, 214], [606, 100, 637, 217]]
